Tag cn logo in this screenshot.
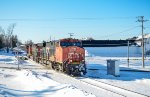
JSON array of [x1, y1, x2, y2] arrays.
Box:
[[69, 47, 76, 52]]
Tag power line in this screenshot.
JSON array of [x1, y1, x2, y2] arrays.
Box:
[[99, 26, 140, 38], [0, 17, 136, 21]]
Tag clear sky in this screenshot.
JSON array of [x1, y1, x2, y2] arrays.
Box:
[[0, 0, 150, 43]]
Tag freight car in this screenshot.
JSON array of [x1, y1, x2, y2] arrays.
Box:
[[26, 38, 86, 76]]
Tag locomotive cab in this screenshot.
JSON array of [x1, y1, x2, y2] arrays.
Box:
[[55, 38, 86, 76]]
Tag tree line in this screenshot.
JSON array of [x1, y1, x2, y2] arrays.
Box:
[[0, 23, 21, 52]]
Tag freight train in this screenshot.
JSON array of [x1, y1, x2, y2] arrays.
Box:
[[26, 38, 86, 76]]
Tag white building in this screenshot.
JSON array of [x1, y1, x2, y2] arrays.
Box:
[[135, 34, 150, 55]]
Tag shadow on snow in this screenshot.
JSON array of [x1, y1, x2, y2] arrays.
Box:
[[0, 84, 66, 96], [85, 64, 150, 81]]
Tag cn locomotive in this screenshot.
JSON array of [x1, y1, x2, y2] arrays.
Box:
[[26, 38, 86, 76]]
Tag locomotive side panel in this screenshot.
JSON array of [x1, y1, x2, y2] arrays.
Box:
[[46, 42, 56, 61], [32, 44, 37, 61], [55, 46, 85, 64], [55, 46, 63, 63], [62, 47, 69, 63], [27, 45, 33, 56], [62, 46, 85, 63]]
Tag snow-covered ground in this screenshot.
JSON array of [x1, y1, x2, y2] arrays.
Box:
[[85, 56, 150, 96], [0, 52, 95, 97], [0, 50, 150, 97], [84, 48, 150, 96]]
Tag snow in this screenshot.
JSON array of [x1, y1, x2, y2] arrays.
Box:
[[0, 52, 95, 97], [0, 48, 150, 97], [84, 48, 150, 96], [0, 69, 94, 97], [85, 56, 150, 96]]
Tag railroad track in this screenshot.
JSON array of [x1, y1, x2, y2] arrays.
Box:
[[76, 76, 149, 97], [48, 70, 135, 97], [75, 77, 126, 97], [34, 67, 149, 96], [26, 59, 150, 97], [48, 71, 125, 97]]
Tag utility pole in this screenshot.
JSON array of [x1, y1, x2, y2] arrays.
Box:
[[49, 36, 51, 41], [16, 42, 20, 70], [68, 33, 74, 38], [127, 41, 130, 67], [137, 16, 148, 68]]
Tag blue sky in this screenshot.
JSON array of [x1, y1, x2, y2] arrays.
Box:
[[0, 0, 150, 43]]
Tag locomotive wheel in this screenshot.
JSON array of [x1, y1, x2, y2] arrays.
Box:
[[66, 65, 71, 75], [46, 61, 52, 69], [49, 61, 53, 69], [58, 64, 63, 72], [37, 57, 39, 63], [62, 64, 65, 72]]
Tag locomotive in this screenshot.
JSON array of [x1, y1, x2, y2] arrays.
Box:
[[26, 38, 86, 76]]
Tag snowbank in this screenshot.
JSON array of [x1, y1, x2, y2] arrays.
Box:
[[0, 53, 95, 97]]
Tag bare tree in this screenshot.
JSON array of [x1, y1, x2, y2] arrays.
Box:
[[0, 26, 6, 49], [25, 40, 34, 45], [7, 23, 16, 49], [0, 24, 20, 53]]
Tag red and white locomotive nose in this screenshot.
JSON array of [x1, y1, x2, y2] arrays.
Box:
[[65, 46, 86, 75], [68, 47, 84, 63]]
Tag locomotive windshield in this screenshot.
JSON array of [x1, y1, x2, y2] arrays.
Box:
[[60, 42, 81, 47]]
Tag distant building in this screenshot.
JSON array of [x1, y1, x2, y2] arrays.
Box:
[[135, 34, 150, 55], [81, 37, 95, 40]]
